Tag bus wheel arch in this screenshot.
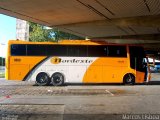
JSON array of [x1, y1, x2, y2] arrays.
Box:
[[51, 72, 65, 86], [123, 73, 135, 85], [36, 72, 51, 86]]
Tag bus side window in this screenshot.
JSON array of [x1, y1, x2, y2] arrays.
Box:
[[77, 46, 87, 57], [27, 45, 46, 56], [46, 45, 67, 56], [68, 45, 87, 57], [88, 45, 108, 57], [68, 45, 78, 56], [26, 45, 68, 56], [108, 46, 127, 57]]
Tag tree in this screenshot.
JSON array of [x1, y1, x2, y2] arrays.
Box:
[[29, 22, 83, 42]]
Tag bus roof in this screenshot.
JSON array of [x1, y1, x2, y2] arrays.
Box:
[[8, 40, 143, 47]]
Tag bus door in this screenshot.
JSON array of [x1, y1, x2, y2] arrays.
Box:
[[129, 46, 147, 83]]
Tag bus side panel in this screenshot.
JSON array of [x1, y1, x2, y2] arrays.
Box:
[[83, 57, 128, 83], [68, 66, 87, 83], [10, 64, 30, 80], [85, 66, 102, 83], [31, 65, 68, 81], [29, 57, 92, 83], [102, 66, 128, 83], [8, 56, 46, 80]]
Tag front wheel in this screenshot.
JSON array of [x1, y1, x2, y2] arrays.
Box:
[[36, 72, 50, 86], [123, 73, 135, 85], [51, 72, 64, 86]]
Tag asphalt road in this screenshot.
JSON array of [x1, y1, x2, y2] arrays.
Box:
[[0, 78, 160, 120]]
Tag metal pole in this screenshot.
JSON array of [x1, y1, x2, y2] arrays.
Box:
[[2, 57, 3, 66], [1, 57, 3, 66]]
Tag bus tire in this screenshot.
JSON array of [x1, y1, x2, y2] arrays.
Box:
[[51, 72, 64, 86], [123, 73, 135, 85], [36, 72, 50, 86]]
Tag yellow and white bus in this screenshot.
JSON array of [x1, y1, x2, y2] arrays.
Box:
[[6, 40, 148, 86]]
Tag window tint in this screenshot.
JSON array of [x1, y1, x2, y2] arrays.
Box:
[[46, 45, 67, 56], [108, 46, 127, 57], [26, 45, 68, 56], [11, 44, 26, 56], [78, 46, 87, 57], [88, 45, 108, 57], [11, 44, 67, 56], [27, 45, 46, 56], [68, 45, 87, 57], [11, 44, 127, 57]]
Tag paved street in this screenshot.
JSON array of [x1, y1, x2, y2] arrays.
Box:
[[0, 75, 160, 120]]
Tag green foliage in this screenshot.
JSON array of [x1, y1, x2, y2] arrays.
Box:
[[29, 22, 54, 42], [0, 57, 5, 66], [29, 22, 83, 42], [0, 73, 5, 78]]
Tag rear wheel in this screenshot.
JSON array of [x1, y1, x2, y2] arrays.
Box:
[[123, 73, 135, 85], [51, 72, 64, 86], [36, 72, 50, 86]]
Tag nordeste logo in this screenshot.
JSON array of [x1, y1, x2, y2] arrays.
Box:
[[51, 57, 61, 64], [51, 57, 93, 64]]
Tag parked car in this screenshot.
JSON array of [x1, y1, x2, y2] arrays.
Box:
[[149, 65, 160, 73], [154, 65, 160, 72]]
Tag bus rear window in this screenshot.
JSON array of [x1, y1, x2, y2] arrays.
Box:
[[11, 44, 26, 56]]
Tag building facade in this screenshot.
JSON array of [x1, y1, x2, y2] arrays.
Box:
[[16, 19, 29, 41]]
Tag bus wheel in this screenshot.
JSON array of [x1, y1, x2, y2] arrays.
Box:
[[51, 72, 64, 86], [123, 73, 135, 85], [36, 72, 50, 86]]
